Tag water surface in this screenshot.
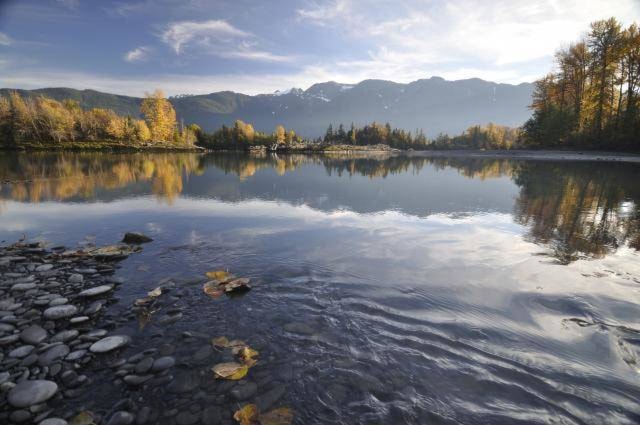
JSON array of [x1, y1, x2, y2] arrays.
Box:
[[1, 152, 639, 424]]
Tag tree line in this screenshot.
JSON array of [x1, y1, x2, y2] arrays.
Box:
[[0, 90, 198, 146], [521, 18, 640, 149]]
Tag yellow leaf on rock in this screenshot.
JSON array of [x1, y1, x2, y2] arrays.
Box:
[[205, 270, 234, 282], [260, 407, 294, 425], [233, 404, 259, 425], [212, 362, 248, 380]]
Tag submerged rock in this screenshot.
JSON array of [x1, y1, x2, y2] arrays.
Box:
[[122, 232, 153, 244], [7, 379, 58, 407], [43, 305, 78, 320]]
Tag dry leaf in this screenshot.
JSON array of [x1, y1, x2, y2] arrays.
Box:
[[260, 408, 294, 425], [212, 362, 248, 380], [233, 404, 259, 425], [203, 281, 224, 298], [234, 345, 259, 367], [211, 336, 230, 348], [224, 278, 251, 293], [69, 411, 97, 425], [205, 270, 234, 283]]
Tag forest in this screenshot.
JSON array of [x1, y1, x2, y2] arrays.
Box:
[[520, 18, 640, 150]]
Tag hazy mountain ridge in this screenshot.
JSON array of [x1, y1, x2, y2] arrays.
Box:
[[1, 77, 534, 137]]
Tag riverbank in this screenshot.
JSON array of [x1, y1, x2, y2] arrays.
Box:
[[1, 140, 204, 152], [407, 149, 640, 163]]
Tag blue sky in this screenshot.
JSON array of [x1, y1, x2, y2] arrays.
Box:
[[0, 0, 638, 96]]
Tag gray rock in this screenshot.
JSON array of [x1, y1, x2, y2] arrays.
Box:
[[124, 374, 153, 386], [193, 344, 213, 362], [0, 334, 20, 345], [78, 284, 114, 297], [38, 344, 70, 366], [230, 381, 257, 400], [90, 335, 130, 353], [39, 419, 68, 425], [201, 406, 221, 425], [48, 298, 68, 306], [50, 330, 79, 343], [122, 232, 153, 244], [68, 274, 84, 283], [43, 305, 78, 320], [175, 411, 199, 425], [135, 357, 154, 374], [256, 384, 286, 411], [107, 411, 134, 425], [20, 325, 47, 344], [65, 349, 87, 361], [7, 379, 58, 407], [9, 410, 31, 423], [9, 345, 35, 358], [151, 356, 175, 372], [36, 264, 54, 272], [0, 371, 10, 384], [11, 283, 37, 291]]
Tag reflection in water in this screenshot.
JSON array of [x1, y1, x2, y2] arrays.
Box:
[[1, 152, 639, 263]]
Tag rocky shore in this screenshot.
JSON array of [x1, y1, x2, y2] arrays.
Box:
[[0, 240, 290, 425]]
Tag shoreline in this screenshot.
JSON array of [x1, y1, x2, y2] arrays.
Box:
[[405, 149, 640, 163]]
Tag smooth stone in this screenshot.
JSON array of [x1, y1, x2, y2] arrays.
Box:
[[36, 264, 54, 272], [0, 334, 20, 345], [48, 298, 68, 306], [193, 345, 213, 362], [151, 356, 175, 372], [9, 345, 35, 358], [201, 406, 221, 425], [106, 411, 134, 425], [43, 305, 78, 320], [0, 322, 15, 332], [78, 285, 114, 297], [20, 325, 47, 344], [39, 419, 68, 425], [69, 316, 89, 324], [256, 384, 286, 411], [7, 380, 58, 407], [50, 330, 79, 343], [175, 411, 199, 425], [68, 274, 84, 283], [39, 344, 70, 366], [9, 410, 31, 423], [135, 357, 154, 374], [90, 335, 130, 353], [11, 283, 37, 291], [124, 375, 153, 386], [65, 349, 87, 361], [0, 371, 10, 384], [230, 382, 257, 400]]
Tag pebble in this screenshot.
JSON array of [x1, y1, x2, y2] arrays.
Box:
[[9, 345, 35, 358], [39, 419, 69, 425], [78, 284, 114, 297], [89, 335, 131, 353], [106, 411, 134, 425], [20, 325, 47, 344], [151, 356, 175, 372], [39, 344, 70, 366], [43, 305, 78, 320], [68, 274, 84, 283], [7, 379, 58, 407], [230, 381, 258, 400]]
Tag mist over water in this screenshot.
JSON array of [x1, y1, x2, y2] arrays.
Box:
[[1, 152, 639, 424]]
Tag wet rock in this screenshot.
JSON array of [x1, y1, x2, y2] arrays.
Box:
[[135, 357, 154, 374], [50, 330, 78, 343], [9, 345, 35, 358], [78, 285, 114, 297], [151, 356, 175, 372], [9, 409, 31, 423], [122, 232, 153, 244], [11, 283, 37, 291], [107, 411, 134, 425], [89, 335, 130, 353], [230, 381, 257, 400], [68, 274, 84, 283], [39, 419, 68, 425], [39, 344, 70, 366], [7, 379, 58, 407], [201, 406, 222, 425], [19, 324, 47, 345], [65, 349, 87, 362], [193, 345, 213, 362], [256, 384, 286, 411], [43, 305, 78, 320], [124, 375, 153, 386], [35, 264, 54, 272], [0, 334, 20, 345]]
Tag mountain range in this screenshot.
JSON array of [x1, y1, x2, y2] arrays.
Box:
[[1, 77, 534, 138]]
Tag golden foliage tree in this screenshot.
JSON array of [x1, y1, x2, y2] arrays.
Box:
[[140, 89, 177, 142]]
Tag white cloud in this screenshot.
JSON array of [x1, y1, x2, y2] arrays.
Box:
[[296, 0, 351, 25], [124, 46, 152, 62], [0, 32, 13, 46], [161, 19, 250, 54]]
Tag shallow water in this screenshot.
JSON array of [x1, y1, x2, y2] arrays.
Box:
[[1, 152, 640, 424]]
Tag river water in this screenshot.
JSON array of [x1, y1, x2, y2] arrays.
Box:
[[1, 152, 639, 424]]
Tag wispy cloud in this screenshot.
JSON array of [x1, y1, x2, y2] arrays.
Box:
[[124, 46, 152, 62], [161, 19, 250, 54], [296, 0, 351, 26], [0, 32, 13, 46]]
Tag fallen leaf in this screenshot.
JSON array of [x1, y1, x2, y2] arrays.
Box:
[[203, 281, 224, 298], [211, 336, 230, 348], [233, 404, 259, 425], [205, 270, 234, 283], [235, 345, 259, 367], [212, 362, 249, 380], [260, 408, 294, 425], [69, 411, 97, 425]]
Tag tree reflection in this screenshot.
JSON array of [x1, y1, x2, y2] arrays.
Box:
[[0, 152, 638, 262]]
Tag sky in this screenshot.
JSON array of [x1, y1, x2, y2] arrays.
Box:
[[0, 0, 639, 96]]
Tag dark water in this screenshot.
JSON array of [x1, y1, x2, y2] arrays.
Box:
[[1, 152, 640, 424]]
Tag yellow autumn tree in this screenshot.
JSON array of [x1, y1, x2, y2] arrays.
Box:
[[140, 89, 176, 142], [275, 125, 286, 144]]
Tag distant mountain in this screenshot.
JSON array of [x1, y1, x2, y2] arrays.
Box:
[[1, 77, 534, 137]]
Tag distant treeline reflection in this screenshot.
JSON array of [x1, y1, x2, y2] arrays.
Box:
[[1, 152, 638, 262]]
